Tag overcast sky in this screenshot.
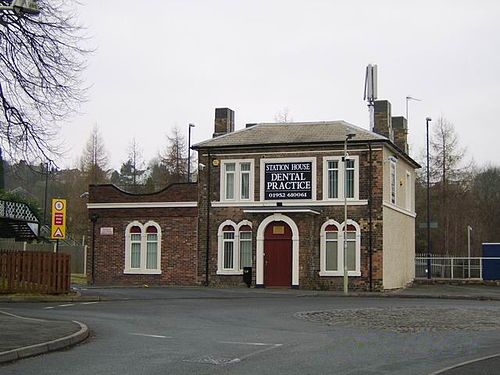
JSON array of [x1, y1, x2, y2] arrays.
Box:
[[60, 0, 500, 170]]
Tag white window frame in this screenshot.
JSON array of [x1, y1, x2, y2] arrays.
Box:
[[405, 171, 412, 211], [319, 219, 361, 277], [390, 159, 397, 205], [220, 160, 254, 202], [217, 220, 253, 275], [124, 221, 162, 274], [322, 155, 359, 201]]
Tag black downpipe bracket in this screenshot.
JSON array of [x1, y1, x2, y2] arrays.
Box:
[[368, 143, 373, 292], [205, 151, 211, 286]]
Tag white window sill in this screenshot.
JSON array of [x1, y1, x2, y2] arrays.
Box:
[[124, 269, 162, 275], [217, 270, 244, 275], [319, 271, 361, 277]]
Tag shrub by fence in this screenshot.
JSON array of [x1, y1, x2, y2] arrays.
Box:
[[0, 251, 70, 294]]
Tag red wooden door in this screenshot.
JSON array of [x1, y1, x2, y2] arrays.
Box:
[[264, 221, 292, 287]]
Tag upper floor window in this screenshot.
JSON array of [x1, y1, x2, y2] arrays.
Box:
[[221, 160, 254, 202], [125, 221, 162, 274], [217, 220, 253, 274], [390, 159, 397, 205], [405, 171, 412, 210], [323, 156, 359, 200]]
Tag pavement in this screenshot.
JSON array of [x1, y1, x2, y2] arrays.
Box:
[[1, 282, 500, 366]]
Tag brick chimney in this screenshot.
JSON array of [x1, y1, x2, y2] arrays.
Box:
[[373, 100, 394, 142], [213, 108, 235, 138], [392, 116, 408, 154]]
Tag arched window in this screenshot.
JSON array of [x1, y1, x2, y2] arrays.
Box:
[[320, 220, 361, 277], [125, 221, 162, 274], [222, 225, 235, 270], [130, 225, 142, 269], [146, 225, 159, 270], [239, 225, 252, 269], [217, 220, 253, 274]]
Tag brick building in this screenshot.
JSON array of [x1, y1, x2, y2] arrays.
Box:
[[88, 100, 419, 290], [87, 183, 198, 285]]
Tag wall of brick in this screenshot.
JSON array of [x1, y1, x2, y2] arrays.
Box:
[[88, 183, 198, 286], [89, 183, 197, 203], [197, 144, 388, 291]]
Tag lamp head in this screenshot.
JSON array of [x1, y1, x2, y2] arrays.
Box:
[[426, 117, 432, 122], [189, 123, 195, 128], [346, 133, 356, 140]]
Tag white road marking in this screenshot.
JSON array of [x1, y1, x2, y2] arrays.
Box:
[[0, 310, 47, 322], [219, 341, 283, 364], [81, 302, 99, 305], [43, 306, 56, 310], [129, 333, 173, 339], [57, 304, 75, 307], [220, 341, 282, 347]]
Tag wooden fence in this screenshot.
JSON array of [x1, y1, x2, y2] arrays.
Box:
[[0, 241, 86, 274], [0, 251, 70, 294]]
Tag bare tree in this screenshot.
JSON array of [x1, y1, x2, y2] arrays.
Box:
[[416, 117, 474, 256], [80, 126, 109, 185], [0, 0, 89, 161], [116, 138, 146, 192], [472, 166, 500, 250], [274, 107, 293, 123], [159, 127, 187, 183]]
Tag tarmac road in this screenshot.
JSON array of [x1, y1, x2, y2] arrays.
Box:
[[1, 287, 500, 374]]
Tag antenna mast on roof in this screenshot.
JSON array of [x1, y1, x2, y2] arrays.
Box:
[[363, 64, 377, 131]]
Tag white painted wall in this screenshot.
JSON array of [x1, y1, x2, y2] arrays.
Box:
[[383, 206, 415, 289], [382, 146, 417, 289]]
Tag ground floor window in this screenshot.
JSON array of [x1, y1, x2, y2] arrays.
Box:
[[217, 220, 253, 275], [124, 221, 162, 274], [319, 219, 361, 277]]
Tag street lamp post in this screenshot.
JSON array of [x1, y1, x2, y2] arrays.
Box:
[[426, 117, 432, 279], [467, 225, 472, 278], [343, 133, 356, 295], [187, 123, 195, 182]]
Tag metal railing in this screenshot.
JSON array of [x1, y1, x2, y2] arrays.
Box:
[[0, 199, 38, 222], [416, 256, 499, 280]]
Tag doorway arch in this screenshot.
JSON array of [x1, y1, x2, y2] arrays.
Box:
[[256, 214, 299, 288]]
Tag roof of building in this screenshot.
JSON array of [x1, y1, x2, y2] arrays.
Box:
[[193, 121, 387, 149], [193, 119, 420, 168]]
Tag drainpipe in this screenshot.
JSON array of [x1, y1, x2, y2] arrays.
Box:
[[205, 150, 211, 286], [90, 213, 99, 286], [368, 143, 373, 291]]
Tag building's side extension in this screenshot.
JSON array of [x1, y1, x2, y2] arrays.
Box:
[[87, 183, 198, 286]]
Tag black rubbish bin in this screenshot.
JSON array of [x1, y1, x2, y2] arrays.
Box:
[[243, 267, 252, 288]]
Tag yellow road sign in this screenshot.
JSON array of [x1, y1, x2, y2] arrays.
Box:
[[51, 198, 67, 240]]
